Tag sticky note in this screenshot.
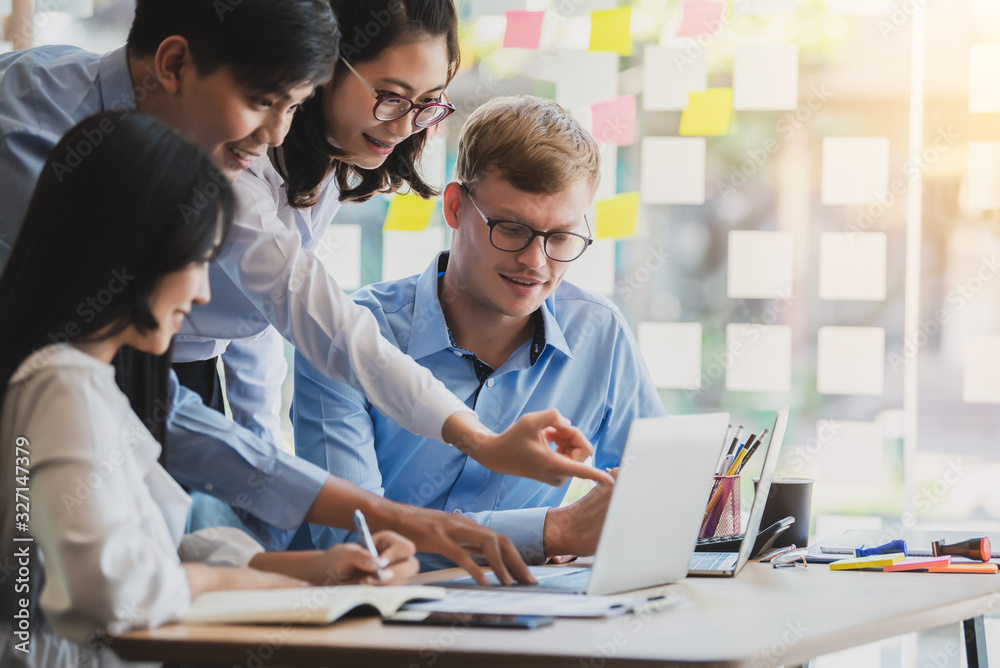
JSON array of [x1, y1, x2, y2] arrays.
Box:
[[418, 135, 448, 193], [882, 556, 951, 572], [813, 420, 883, 486], [595, 143, 618, 202], [315, 224, 362, 292], [0, 42, 11, 55], [733, 45, 798, 111], [467, 0, 526, 17], [727, 231, 793, 299], [970, 46, 1000, 113], [818, 232, 887, 301], [503, 10, 545, 49], [677, 2, 725, 37], [36, 0, 93, 16], [0, 0, 10, 14], [826, 0, 892, 14], [821, 138, 890, 206], [725, 324, 792, 393], [589, 7, 631, 56], [963, 336, 1000, 403], [643, 46, 707, 111], [641, 137, 706, 204], [829, 553, 905, 570], [972, 0, 1000, 15], [591, 96, 636, 146], [557, 50, 619, 110], [595, 192, 639, 240], [679, 89, 733, 136], [384, 194, 436, 231], [638, 322, 702, 390], [928, 563, 999, 574], [967, 142, 1000, 210], [817, 326, 885, 396], [382, 227, 447, 282], [566, 238, 615, 295], [734, 0, 796, 15]]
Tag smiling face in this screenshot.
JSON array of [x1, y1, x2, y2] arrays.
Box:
[[125, 260, 212, 356], [443, 173, 594, 320], [321, 37, 450, 170]]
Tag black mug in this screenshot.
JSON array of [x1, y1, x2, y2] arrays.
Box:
[[754, 478, 813, 549]]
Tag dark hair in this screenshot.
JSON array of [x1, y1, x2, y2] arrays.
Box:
[[127, 0, 340, 96], [275, 0, 461, 207], [0, 111, 235, 447]]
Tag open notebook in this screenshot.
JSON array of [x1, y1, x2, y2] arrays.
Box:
[[182, 586, 445, 625]]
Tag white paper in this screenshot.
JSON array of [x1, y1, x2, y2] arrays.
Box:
[[970, 46, 1000, 113], [818, 232, 887, 301], [315, 224, 363, 292], [826, 0, 892, 14], [641, 137, 706, 205], [727, 231, 793, 299], [733, 0, 797, 15], [972, 0, 1000, 15], [967, 142, 1000, 210], [382, 227, 447, 282], [36, 0, 93, 17], [557, 50, 619, 110], [642, 45, 707, 111], [466, 0, 525, 16], [595, 143, 618, 203], [963, 336, 1000, 403], [813, 420, 883, 486], [733, 44, 798, 111], [404, 587, 668, 618], [638, 322, 702, 389], [725, 324, 792, 393], [820, 137, 890, 206], [816, 326, 885, 395], [566, 237, 615, 296]]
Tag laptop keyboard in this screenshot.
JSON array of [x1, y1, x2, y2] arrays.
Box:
[[689, 552, 739, 571]]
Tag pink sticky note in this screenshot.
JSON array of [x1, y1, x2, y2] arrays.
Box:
[[677, 1, 725, 37], [591, 96, 636, 146], [503, 10, 545, 50]]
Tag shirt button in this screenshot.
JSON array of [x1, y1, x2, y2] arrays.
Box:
[[452, 507, 462, 514], [486, 378, 495, 388], [453, 350, 463, 357], [204, 483, 214, 492]]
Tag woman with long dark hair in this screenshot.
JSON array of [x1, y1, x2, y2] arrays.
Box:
[[0, 112, 417, 667]]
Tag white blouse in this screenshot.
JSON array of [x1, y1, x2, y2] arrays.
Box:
[[0, 344, 263, 666]]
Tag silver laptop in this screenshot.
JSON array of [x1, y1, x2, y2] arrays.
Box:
[[688, 406, 789, 577], [433, 412, 730, 596]]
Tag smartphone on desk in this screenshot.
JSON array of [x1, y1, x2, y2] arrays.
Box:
[[383, 611, 555, 629]]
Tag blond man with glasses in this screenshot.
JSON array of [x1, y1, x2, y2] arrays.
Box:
[[291, 95, 665, 566]]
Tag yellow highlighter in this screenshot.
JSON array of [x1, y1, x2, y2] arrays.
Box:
[[829, 553, 906, 570]]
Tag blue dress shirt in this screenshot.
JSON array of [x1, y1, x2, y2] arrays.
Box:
[[0, 45, 328, 548], [292, 252, 665, 567]]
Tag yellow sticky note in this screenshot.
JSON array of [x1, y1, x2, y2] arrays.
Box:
[[679, 88, 733, 136], [589, 8, 632, 57], [829, 553, 905, 570], [383, 194, 435, 231], [595, 192, 639, 240]]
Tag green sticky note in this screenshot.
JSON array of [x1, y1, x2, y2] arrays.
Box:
[[384, 194, 435, 231], [589, 8, 632, 56], [679, 88, 733, 136], [595, 192, 639, 240]]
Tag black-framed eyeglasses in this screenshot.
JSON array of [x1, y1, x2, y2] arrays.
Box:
[[462, 184, 594, 263], [340, 57, 456, 128]]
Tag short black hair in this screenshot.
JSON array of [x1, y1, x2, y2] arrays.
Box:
[[127, 0, 340, 95]]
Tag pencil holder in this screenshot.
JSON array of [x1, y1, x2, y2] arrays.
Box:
[[699, 475, 741, 540]]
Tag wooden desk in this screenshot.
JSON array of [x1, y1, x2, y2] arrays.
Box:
[[112, 563, 1000, 667]]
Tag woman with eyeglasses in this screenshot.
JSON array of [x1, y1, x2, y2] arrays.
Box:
[[174, 0, 613, 570]]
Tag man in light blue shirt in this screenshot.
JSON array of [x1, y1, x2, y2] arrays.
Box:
[[293, 95, 665, 566]]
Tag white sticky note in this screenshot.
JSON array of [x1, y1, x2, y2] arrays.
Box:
[[642, 45, 707, 111], [36, 0, 93, 16], [641, 137, 706, 205], [467, 0, 525, 16], [733, 44, 798, 111], [0, 42, 11, 55], [557, 50, 619, 110], [0, 0, 11, 15], [734, 0, 796, 14], [382, 227, 447, 282], [826, 0, 892, 14], [725, 324, 792, 393], [963, 336, 1000, 403], [315, 224, 362, 292], [818, 232, 887, 301], [638, 322, 702, 390], [418, 135, 448, 192], [727, 231, 793, 299], [566, 238, 615, 296], [595, 143, 618, 203], [817, 326, 885, 396], [970, 46, 1000, 113], [813, 420, 883, 487], [967, 142, 1000, 210], [821, 137, 890, 206], [972, 0, 1000, 15]]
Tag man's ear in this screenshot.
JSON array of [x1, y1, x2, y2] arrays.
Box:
[[153, 36, 194, 96], [442, 182, 464, 231]]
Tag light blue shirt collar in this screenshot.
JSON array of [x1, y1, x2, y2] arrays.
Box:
[[98, 46, 136, 111]]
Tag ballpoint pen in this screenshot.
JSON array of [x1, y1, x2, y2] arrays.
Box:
[[353, 509, 388, 583]]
